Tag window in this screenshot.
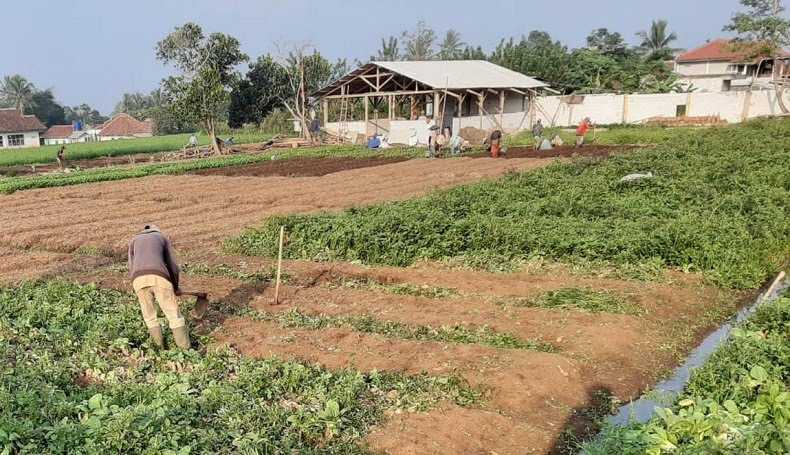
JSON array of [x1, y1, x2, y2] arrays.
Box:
[[0, 135, 4, 148], [676, 105, 687, 117], [7, 134, 24, 146], [722, 80, 732, 92]]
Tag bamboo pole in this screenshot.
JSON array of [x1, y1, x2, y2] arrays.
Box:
[[274, 226, 285, 305]]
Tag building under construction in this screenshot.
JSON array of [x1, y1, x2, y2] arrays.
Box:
[[312, 60, 555, 144]]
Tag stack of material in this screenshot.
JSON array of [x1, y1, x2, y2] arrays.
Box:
[[644, 115, 727, 127], [459, 127, 489, 146]]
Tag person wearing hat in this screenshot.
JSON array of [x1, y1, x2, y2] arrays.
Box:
[[127, 224, 190, 349]]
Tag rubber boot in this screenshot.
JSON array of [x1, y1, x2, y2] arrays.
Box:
[[172, 326, 191, 350], [148, 325, 164, 348]]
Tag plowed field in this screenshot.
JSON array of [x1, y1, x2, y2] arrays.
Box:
[[0, 151, 740, 454]]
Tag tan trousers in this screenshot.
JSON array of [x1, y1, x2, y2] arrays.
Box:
[[133, 275, 185, 329]]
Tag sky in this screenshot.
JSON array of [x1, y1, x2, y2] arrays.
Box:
[[0, 0, 756, 114]]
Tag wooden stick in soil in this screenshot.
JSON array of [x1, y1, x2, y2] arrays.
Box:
[[273, 225, 285, 305]]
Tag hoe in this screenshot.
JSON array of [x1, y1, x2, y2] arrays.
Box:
[[179, 290, 210, 320]]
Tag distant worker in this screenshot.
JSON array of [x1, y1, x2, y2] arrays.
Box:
[[532, 120, 544, 150], [128, 224, 190, 350], [56, 145, 67, 170], [487, 129, 503, 158], [435, 127, 449, 156], [576, 117, 593, 148], [449, 132, 464, 156], [188, 134, 198, 149]]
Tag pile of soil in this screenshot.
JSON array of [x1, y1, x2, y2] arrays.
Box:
[[189, 156, 410, 177]]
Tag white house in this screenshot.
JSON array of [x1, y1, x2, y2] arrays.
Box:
[[675, 39, 786, 92], [0, 108, 47, 149], [41, 124, 96, 145]]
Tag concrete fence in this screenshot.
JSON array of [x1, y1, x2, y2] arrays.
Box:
[[533, 89, 784, 127], [323, 88, 786, 144]]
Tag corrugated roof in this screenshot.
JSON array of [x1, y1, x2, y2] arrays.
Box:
[[0, 108, 47, 133], [373, 60, 548, 90], [313, 60, 548, 97]]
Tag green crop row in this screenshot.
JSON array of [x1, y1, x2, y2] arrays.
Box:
[[583, 293, 789, 454], [0, 281, 481, 453], [0, 132, 277, 168], [506, 124, 695, 147], [0, 146, 421, 194], [228, 119, 790, 289]]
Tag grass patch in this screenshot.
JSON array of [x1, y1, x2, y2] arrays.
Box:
[[332, 277, 459, 299], [245, 307, 556, 352], [0, 145, 422, 194], [0, 280, 482, 453], [0, 132, 275, 167], [503, 287, 641, 315], [228, 119, 790, 289], [181, 262, 280, 283], [583, 293, 790, 454]]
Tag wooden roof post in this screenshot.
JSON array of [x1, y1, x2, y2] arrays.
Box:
[[364, 95, 369, 136], [478, 94, 484, 129], [322, 98, 329, 128], [388, 95, 394, 121], [499, 90, 505, 131]]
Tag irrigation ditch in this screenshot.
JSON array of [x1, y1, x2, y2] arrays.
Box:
[[603, 271, 787, 429]]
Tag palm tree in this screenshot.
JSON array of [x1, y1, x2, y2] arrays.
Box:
[[637, 20, 681, 59], [438, 30, 465, 60], [402, 21, 436, 60], [375, 36, 400, 61], [0, 75, 36, 112]]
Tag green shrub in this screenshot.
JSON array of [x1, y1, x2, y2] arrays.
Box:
[[228, 119, 790, 289]]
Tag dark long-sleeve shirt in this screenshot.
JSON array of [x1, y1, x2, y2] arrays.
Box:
[[128, 230, 180, 289]]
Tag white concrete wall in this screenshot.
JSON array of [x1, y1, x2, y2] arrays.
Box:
[[325, 88, 786, 138], [534, 89, 783, 126], [676, 61, 731, 76], [0, 131, 40, 148]]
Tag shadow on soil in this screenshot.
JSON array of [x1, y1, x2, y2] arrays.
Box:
[[549, 384, 616, 455], [194, 281, 270, 335]]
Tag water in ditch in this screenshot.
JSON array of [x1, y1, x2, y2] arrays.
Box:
[[607, 275, 788, 426]]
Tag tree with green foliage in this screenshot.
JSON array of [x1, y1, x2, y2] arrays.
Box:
[[637, 19, 681, 60], [460, 45, 487, 60], [156, 23, 247, 154], [0, 75, 36, 112], [725, 0, 790, 48], [374, 36, 400, 61], [28, 89, 66, 127], [113, 91, 159, 118], [63, 103, 106, 125], [229, 55, 290, 128], [586, 28, 628, 57], [437, 29, 466, 60], [491, 31, 573, 92], [401, 21, 436, 60]]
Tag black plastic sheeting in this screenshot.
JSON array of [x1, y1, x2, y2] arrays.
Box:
[[607, 274, 788, 426]]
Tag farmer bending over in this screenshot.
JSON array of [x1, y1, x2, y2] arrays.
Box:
[[128, 224, 190, 349]]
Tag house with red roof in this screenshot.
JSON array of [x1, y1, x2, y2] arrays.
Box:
[[98, 113, 153, 141], [674, 39, 787, 92], [0, 108, 47, 149]]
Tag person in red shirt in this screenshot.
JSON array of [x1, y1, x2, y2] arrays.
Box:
[[576, 117, 592, 147]]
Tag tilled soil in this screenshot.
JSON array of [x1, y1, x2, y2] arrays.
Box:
[[189, 156, 410, 177], [0, 157, 545, 255]]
